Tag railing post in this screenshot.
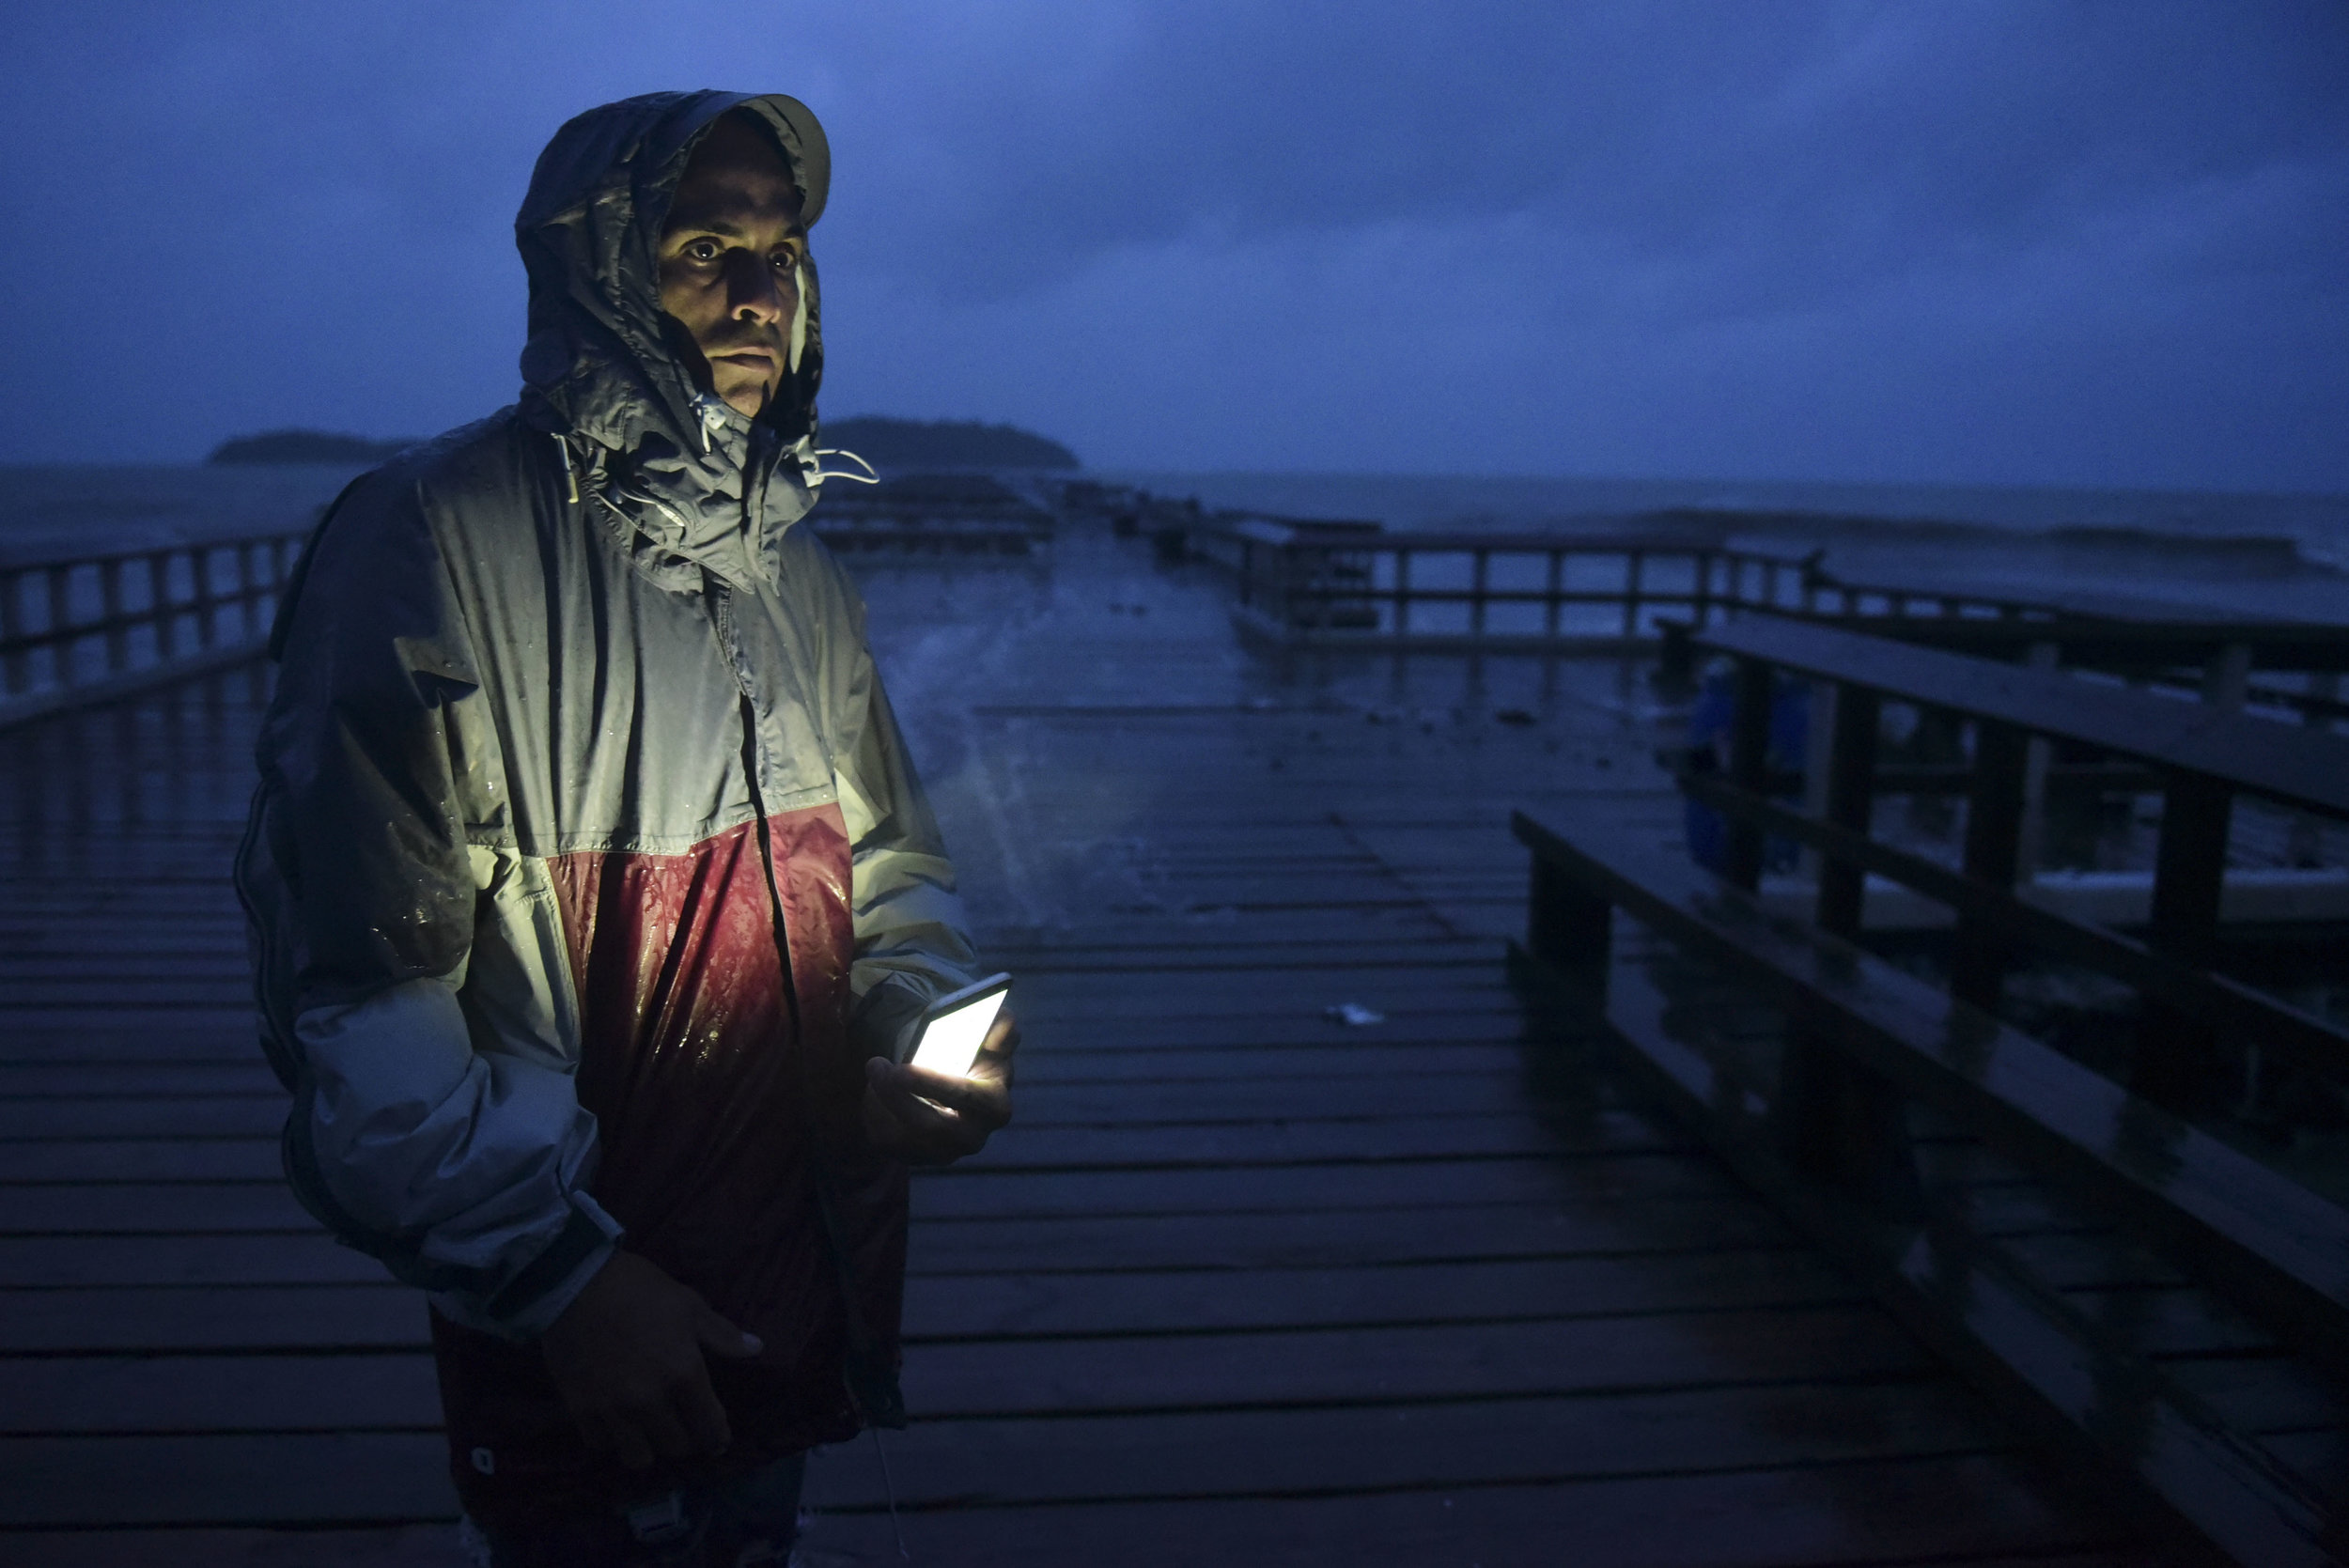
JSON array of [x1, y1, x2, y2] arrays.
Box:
[[192, 547, 219, 649], [0, 567, 25, 698], [1774, 678, 1919, 1213], [2015, 643, 2059, 877], [230, 543, 259, 644], [1814, 684, 1880, 936], [2202, 643, 2251, 712], [2308, 670, 2341, 735], [1724, 655, 1773, 893], [149, 551, 179, 661], [99, 558, 130, 675], [1392, 549, 1410, 638], [1543, 550, 1563, 641], [47, 566, 74, 690], [1470, 549, 1489, 638], [1950, 718, 2030, 1009], [1621, 551, 1643, 642], [2135, 769, 2236, 1112], [1691, 551, 1715, 629], [1527, 853, 1612, 996]]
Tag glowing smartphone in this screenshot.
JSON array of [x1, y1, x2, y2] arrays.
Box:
[[904, 973, 1012, 1079]]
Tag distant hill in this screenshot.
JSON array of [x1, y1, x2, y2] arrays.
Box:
[[820, 416, 1078, 472], [208, 429, 421, 466], [207, 419, 1079, 473]]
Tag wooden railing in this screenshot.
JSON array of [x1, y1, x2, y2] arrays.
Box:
[[1759, 567, 2349, 727], [0, 532, 308, 729], [1184, 517, 1811, 653], [1509, 614, 2349, 1563], [1688, 614, 2349, 1109]]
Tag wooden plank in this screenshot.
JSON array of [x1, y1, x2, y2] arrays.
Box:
[[0, 1233, 379, 1287], [796, 1453, 2123, 1568], [0, 1183, 314, 1234], [906, 1194, 1797, 1275], [0, 1192, 1793, 1288], [910, 1151, 1730, 1219], [0, 1353, 439, 1436], [0, 1140, 279, 1182], [0, 1063, 282, 1097], [2, 1524, 464, 1565], [896, 1303, 1927, 1418], [0, 1112, 1626, 1169], [803, 1379, 2013, 1509], [0, 1284, 426, 1353], [0, 1302, 1922, 1441], [0, 1152, 1735, 1234], [0, 1248, 1858, 1353], [0, 1433, 454, 1528]]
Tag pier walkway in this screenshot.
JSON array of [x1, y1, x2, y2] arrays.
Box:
[[0, 529, 2151, 1564]]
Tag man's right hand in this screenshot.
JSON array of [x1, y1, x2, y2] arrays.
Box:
[[538, 1250, 762, 1470]]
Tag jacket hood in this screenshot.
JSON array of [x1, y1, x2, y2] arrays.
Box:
[[514, 91, 833, 593]]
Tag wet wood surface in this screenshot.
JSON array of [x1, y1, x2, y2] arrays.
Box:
[[0, 532, 2155, 1564]]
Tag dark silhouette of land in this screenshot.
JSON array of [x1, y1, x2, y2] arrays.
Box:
[[817, 416, 1079, 472], [208, 417, 1080, 473], [206, 430, 421, 466]]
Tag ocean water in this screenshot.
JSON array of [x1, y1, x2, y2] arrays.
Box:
[[1109, 470, 2349, 624], [8, 462, 2349, 624]]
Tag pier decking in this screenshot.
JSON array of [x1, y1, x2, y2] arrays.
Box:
[[0, 526, 2161, 1564]]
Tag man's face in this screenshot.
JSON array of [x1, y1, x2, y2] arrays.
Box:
[[657, 114, 806, 419]]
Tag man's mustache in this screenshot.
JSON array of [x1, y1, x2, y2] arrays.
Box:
[[701, 330, 783, 359]]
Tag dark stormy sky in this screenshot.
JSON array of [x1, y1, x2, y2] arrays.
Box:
[[5, 2, 2344, 489]]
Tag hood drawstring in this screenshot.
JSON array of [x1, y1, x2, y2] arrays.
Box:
[[552, 433, 580, 505], [805, 447, 879, 489], [696, 396, 731, 456]]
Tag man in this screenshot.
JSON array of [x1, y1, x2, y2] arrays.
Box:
[[236, 90, 1011, 1565]]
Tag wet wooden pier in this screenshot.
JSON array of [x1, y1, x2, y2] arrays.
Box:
[[0, 521, 2208, 1564]]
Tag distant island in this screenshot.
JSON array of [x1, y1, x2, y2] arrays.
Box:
[[207, 416, 1079, 473], [207, 429, 422, 466], [819, 416, 1078, 472]]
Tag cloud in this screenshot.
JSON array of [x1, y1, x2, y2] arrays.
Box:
[[0, 0, 2342, 489]]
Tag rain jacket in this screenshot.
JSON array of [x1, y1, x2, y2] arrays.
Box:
[[234, 91, 978, 1477]]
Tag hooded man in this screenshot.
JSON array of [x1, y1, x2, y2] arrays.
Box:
[[235, 90, 1012, 1566]]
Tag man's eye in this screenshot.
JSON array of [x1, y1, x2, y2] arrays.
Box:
[[772, 253, 800, 272], [686, 240, 722, 262]]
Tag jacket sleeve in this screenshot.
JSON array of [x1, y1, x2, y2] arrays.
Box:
[[241, 469, 616, 1339], [819, 561, 984, 1060]]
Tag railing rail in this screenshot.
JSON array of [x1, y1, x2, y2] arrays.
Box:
[[1183, 520, 1812, 652], [0, 530, 309, 730], [1690, 615, 2349, 1111]]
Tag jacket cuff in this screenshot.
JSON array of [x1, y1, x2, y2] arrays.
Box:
[[850, 972, 932, 1065], [479, 1193, 623, 1340]]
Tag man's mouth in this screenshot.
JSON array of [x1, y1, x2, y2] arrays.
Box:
[[710, 349, 775, 368]]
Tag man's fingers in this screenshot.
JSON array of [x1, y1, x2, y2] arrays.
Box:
[[603, 1411, 656, 1471], [976, 1013, 1020, 1063], [674, 1373, 734, 1456], [695, 1306, 762, 1359], [883, 1062, 1009, 1126], [631, 1391, 697, 1465]]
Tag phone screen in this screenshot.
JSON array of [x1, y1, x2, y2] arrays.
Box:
[[908, 977, 1010, 1079]]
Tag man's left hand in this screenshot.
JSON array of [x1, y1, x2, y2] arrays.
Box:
[[862, 1011, 1016, 1164]]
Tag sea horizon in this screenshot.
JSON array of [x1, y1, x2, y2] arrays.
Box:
[[9, 459, 2349, 623]]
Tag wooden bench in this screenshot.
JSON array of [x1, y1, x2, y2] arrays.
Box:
[[1511, 614, 2349, 1568]]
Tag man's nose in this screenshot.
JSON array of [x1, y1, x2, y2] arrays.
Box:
[[723, 253, 791, 325]]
